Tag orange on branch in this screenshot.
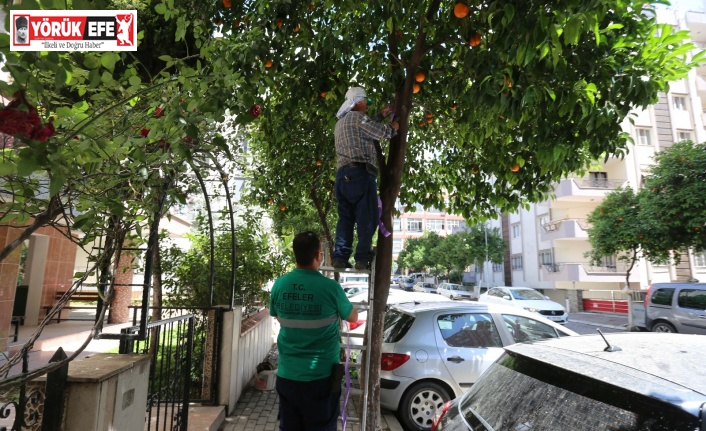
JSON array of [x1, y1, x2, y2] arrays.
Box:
[[415, 71, 426, 82], [320, 92, 327, 98], [469, 32, 482, 47], [222, 0, 231, 7], [316, 160, 322, 166], [453, 2, 470, 19], [280, 205, 286, 211], [510, 165, 520, 172], [267, 199, 273, 204], [426, 118, 433, 124], [505, 75, 513, 88], [294, 24, 300, 32], [276, 19, 283, 28], [265, 59, 273, 68], [413, 83, 421, 93]]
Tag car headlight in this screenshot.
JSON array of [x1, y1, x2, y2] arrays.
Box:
[[523, 307, 540, 313]]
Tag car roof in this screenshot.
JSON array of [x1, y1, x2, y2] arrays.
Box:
[[506, 333, 706, 396]]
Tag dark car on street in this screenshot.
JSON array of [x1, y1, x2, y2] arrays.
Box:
[[432, 332, 706, 431], [398, 276, 415, 291]]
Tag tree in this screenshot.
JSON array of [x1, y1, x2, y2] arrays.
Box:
[[640, 140, 706, 263], [188, 1, 703, 426], [586, 187, 643, 287]]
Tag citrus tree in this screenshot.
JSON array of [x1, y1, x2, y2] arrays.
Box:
[[184, 0, 704, 426]]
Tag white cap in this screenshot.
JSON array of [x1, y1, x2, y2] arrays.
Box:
[[336, 87, 366, 119]]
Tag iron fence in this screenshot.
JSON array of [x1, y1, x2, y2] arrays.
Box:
[[119, 314, 195, 431]]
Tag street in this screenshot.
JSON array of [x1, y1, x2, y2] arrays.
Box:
[[565, 320, 624, 335]]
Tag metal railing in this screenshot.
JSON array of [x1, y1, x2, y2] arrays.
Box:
[[0, 349, 68, 431], [119, 314, 195, 431], [541, 218, 592, 233], [572, 178, 626, 189]]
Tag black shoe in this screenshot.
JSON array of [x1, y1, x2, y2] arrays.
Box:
[[332, 259, 352, 269], [354, 261, 370, 270]]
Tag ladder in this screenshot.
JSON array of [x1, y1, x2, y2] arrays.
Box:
[[319, 261, 375, 431]]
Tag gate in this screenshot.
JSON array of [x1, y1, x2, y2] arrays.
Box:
[[119, 314, 195, 431]]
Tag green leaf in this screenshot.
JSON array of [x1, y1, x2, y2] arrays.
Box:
[[128, 75, 141, 86], [100, 52, 117, 71], [154, 3, 167, 14], [83, 54, 101, 69]]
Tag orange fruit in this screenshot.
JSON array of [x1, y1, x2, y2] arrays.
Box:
[[280, 205, 286, 211], [505, 75, 512, 88], [267, 199, 273, 204], [234, 18, 240, 27], [452, 104, 457, 111], [294, 24, 300, 32], [265, 59, 273, 68], [320, 92, 326, 98], [472, 165, 479, 174], [316, 160, 322, 166], [426, 118, 433, 124], [454, 2, 469, 19], [223, 0, 231, 7], [413, 83, 420, 93], [415, 71, 425, 82], [276, 19, 283, 28], [469, 32, 481, 47], [510, 165, 520, 172]]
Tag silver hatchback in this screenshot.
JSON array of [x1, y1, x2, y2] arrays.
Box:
[[378, 301, 577, 431]]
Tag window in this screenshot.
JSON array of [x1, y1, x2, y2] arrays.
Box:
[[492, 262, 503, 272], [427, 207, 443, 213], [407, 218, 423, 232], [427, 219, 444, 231], [511, 223, 520, 238], [437, 313, 503, 348], [538, 215, 549, 229], [636, 128, 652, 146], [589, 171, 608, 187], [447, 220, 462, 231], [694, 251, 706, 267], [677, 289, 706, 310], [677, 131, 692, 143], [511, 255, 523, 270], [650, 288, 674, 306], [392, 238, 403, 253], [538, 250, 553, 266], [393, 218, 401, 231], [673, 95, 688, 111], [501, 314, 562, 343]]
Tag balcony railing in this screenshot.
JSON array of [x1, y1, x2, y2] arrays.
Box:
[[541, 218, 591, 232], [572, 178, 627, 189], [541, 262, 635, 283]]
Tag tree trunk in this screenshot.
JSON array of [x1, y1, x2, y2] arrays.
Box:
[[151, 242, 163, 322]]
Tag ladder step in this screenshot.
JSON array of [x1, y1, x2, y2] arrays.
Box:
[[341, 416, 361, 423], [319, 266, 372, 275], [341, 343, 365, 350], [342, 332, 365, 338]]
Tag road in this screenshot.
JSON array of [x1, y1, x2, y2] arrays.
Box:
[[565, 320, 624, 335]]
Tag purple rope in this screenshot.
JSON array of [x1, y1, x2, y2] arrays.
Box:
[[341, 321, 351, 431], [378, 197, 391, 237]]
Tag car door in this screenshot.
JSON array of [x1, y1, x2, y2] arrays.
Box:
[[434, 312, 505, 389], [674, 288, 706, 334]]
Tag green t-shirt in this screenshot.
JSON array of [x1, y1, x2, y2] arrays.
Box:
[[269, 268, 354, 381]]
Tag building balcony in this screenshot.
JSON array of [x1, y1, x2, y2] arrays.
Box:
[[552, 177, 627, 202], [540, 218, 590, 242], [540, 262, 633, 283]]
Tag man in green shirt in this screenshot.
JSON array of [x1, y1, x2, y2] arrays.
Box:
[[270, 231, 358, 431]]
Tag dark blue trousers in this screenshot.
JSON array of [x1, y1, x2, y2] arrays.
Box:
[[276, 375, 340, 431], [332, 165, 378, 264]]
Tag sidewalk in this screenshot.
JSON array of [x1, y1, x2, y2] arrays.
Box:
[[221, 384, 402, 431], [569, 311, 630, 330]]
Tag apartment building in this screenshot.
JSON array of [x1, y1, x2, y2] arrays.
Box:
[[391, 201, 466, 262], [477, 5, 706, 301]]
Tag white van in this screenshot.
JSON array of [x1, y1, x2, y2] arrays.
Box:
[[339, 274, 369, 285]]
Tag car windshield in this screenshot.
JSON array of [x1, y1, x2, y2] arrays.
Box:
[[459, 353, 699, 431], [511, 289, 546, 300]]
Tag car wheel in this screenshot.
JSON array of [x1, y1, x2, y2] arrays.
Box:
[[652, 322, 677, 333], [398, 381, 451, 431]]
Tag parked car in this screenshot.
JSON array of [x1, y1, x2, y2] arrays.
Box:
[[398, 276, 415, 291], [644, 282, 706, 334], [432, 333, 706, 431], [413, 282, 437, 294], [343, 290, 452, 345], [391, 275, 400, 285], [479, 286, 568, 324], [437, 283, 474, 300], [343, 284, 368, 297], [376, 301, 577, 430]]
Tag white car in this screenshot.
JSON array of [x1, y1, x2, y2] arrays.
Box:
[[437, 282, 475, 300], [377, 301, 578, 430], [342, 290, 452, 345], [412, 282, 437, 294], [479, 286, 568, 324]]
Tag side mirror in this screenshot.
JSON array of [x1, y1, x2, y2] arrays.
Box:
[[502, 295, 511, 300]]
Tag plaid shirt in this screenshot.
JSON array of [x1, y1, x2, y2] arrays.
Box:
[[335, 111, 396, 169]]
